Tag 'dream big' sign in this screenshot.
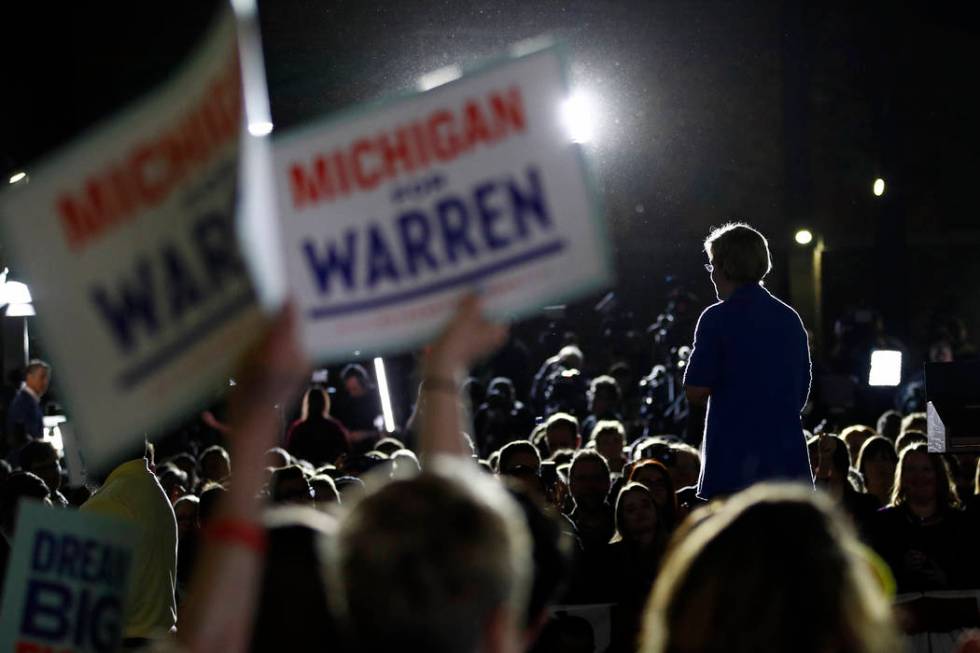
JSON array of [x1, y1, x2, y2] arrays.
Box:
[[273, 47, 612, 360], [0, 502, 136, 653], [0, 9, 265, 471]]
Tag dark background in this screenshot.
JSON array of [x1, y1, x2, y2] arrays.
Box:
[[2, 1, 978, 420]]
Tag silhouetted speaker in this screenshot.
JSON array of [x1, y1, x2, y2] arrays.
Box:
[[925, 361, 980, 453]]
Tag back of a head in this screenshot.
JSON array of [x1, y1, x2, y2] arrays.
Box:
[[330, 466, 530, 653], [642, 484, 897, 653], [876, 410, 902, 441], [703, 222, 771, 284]]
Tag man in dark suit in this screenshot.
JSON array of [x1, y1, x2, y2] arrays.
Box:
[[5, 360, 50, 448]]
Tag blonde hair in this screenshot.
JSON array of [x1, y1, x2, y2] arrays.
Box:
[[704, 222, 772, 284], [641, 484, 899, 653]]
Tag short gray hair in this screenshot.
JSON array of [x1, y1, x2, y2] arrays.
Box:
[[704, 223, 772, 284], [328, 460, 530, 653]]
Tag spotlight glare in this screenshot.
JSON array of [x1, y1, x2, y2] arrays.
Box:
[[248, 121, 273, 137], [8, 171, 27, 184], [873, 178, 885, 197], [869, 349, 902, 387], [794, 229, 814, 246], [561, 92, 596, 144], [417, 65, 462, 91], [374, 357, 396, 433]]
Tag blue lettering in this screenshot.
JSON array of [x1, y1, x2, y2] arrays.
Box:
[[32, 531, 56, 572], [397, 211, 438, 276], [509, 167, 551, 237], [474, 181, 510, 251], [436, 197, 478, 264], [90, 259, 159, 353], [21, 579, 71, 640], [90, 595, 123, 653], [366, 224, 400, 287], [304, 230, 357, 295], [56, 535, 80, 579], [193, 211, 245, 289], [161, 245, 204, 319]]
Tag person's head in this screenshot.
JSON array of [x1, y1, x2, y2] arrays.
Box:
[[890, 443, 959, 510], [374, 437, 405, 457], [0, 472, 51, 541], [310, 475, 340, 508], [702, 223, 772, 300], [668, 444, 702, 490], [568, 450, 611, 511], [390, 450, 421, 479], [199, 445, 231, 483], [498, 441, 542, 490], [341, 364, 371, 398], [613, 482, 661, 547], [894, 430, 927, 456], [545, 413, 581, 454], [156, 464, 189, 504], [264, 447, 290, 469], [174, 495, 200, 539], [900, 412, 927, 437], [641, 484, 899, 653], [329, 466, 531, 653], [856, 436, 898, 496], [198, 483, 228, 527], [18, 440, 61, 493], [928, 340, 954, 363], [302, 386, 330, 420], [270, 465, 314, 506], [167, 453, 198, 490], [876, 410, 902, 442], [592, 421, 626, 470], [630, 459, 678, 529], [841, 425, 875, 464], [23, 360, 51, 396], [824, 435, 852, 482], [588, 376, 621, 418], [487, 377, 516, 407], [557, 345, 584, 371]]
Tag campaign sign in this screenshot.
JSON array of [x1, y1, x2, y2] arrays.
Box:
[[0, 501, 136, 653], [0, 9, 266, 471], [273, 46, 612, 360]]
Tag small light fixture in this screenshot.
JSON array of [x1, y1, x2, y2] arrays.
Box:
[[869, 350, 902, 386], [795, 229, 814, 246], [8, 171, 27, 184], [873, 178, 885, 197]]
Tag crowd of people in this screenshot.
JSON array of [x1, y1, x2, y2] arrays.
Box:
[[0, 226, 979, 652]]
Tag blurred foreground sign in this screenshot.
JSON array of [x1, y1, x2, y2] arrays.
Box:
[[273, 46, 612, 360], [0, 501, 136, 653], [0, 9, 265, 471]]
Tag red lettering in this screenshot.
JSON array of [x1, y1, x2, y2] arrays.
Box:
[[378, 128, 416, 178], [428, 110, 459, 162], [462, 99, 493, 147], [490, 86, 526, 134], [351, 139, 381, 190], [290, 157, 334, 209]]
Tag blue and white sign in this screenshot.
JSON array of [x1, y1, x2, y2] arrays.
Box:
[[0, 9, 266, 471], [273, 46, 612, 360], [0, 501, 136, 653]]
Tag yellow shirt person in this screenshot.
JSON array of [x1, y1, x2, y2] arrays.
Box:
[[81, 459, 178, 640]]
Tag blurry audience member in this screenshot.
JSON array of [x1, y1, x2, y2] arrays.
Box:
[[872, 444, 978, 592], [263, 447, 290, 469], [544, 413, 581, 456], [287, 387, 351, 467], [167, 453, 199, 492], [17, 439, 67, 506], [581, 375, 624, 439], [156, 463, 189, 504], [668, 443, 702, 490], [568, 450, 613, 551], [199, 445, 231, 485], [373, 437, 405, 457], [856, 436, 898, 506], [813, 434, 878, 538], [642, 484, 899, 653], [895, 430, 927, 455], [310, 474, 340, 509], [81, 452, 177, 645], [629, 459, 678, 533], [5, 359, 50, 446], [841, 425, 876, 464], [390, 449, 421, 479], [269, 465, 314, 506], [198, 483, 227, 527], [877, 410, 902, 442], [334, 364, 382, 432], [592, 420, 627, 475], [473, 377, 535, 457], [901, 412, 927, 437]]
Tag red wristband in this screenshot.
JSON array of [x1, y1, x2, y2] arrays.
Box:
[[203, 519, 267, 554]]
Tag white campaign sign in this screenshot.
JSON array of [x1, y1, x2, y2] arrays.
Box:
[[0, 9, 265, 470], [273, 47, 612, 361]]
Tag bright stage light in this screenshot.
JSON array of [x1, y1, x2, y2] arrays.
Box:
[[248, 121, 273, 137], [873, 178, 886, 197], [8, 171, 27, 184], [561, 92, 596, 144], [374, 357, 396, 433], [0, 280, 32, 304], [869, 349, 902, 387], [795, 229, 814, 245]]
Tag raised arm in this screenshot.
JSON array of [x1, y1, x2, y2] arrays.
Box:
[[419, 294, 508, 461], [179, 305, 309, 653]]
